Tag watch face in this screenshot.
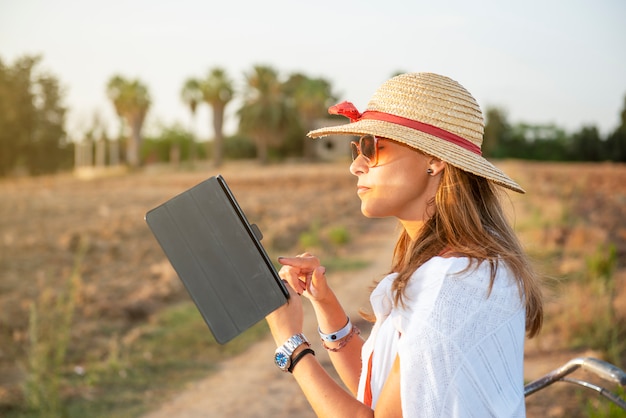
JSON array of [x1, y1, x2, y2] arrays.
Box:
[[274, 351, 290, 369]]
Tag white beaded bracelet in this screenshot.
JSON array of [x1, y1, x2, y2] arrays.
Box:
[[318, 317, 352, 342]]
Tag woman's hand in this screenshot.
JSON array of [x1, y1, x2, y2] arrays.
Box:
[[277, 253, 330, 302], [265, 277, 305, 345], [265, 253, 329, 345]]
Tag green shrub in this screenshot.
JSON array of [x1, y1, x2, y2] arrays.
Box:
[[570, 243, 624, 365], [22, 237, 87, 417], [327, 226, 350, 246]]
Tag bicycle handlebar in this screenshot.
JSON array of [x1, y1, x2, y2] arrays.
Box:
[[524, 357, 626, 397], [582, 357, 626, 386]]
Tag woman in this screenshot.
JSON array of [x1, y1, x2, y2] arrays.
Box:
[[265, 72, 543, 417]]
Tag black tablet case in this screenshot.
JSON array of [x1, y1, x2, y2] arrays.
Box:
[[145, 175, 288, 344]]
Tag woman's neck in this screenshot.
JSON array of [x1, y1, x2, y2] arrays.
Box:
[[400, 219, 425, 240]]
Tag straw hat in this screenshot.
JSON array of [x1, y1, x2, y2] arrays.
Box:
[[307, 72, 524, 193]]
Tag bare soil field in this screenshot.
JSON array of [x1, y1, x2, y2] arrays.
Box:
[[1, 159, 625, 417]]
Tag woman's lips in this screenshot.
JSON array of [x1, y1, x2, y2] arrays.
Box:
[[357, 185, 370, 194]]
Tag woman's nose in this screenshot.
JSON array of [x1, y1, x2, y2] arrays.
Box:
[[349, 155, 369, 176]]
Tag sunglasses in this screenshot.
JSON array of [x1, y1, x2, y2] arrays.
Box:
[[350, 135, 380, 167]]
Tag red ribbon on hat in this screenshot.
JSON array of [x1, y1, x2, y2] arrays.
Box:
[[328, 101, 482, 156]]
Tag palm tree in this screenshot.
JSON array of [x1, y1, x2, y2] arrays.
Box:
[[238, 65, 294, 164], [106, 75, 151, 168], [201, 68, 234, 167], [180, 77, 203, 163], [284, 73, 336, 160]]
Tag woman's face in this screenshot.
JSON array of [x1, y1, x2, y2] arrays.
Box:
[[349, 138, 441, 223]]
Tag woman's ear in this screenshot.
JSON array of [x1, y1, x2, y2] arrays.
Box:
[[428, 158, 446, 176]]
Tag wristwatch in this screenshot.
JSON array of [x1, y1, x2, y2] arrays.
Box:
[[274, 333, 309, 372]]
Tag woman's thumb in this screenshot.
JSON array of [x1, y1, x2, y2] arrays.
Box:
[[308, 266, 326, 293]]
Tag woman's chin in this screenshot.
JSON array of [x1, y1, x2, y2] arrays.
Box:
[[360, 204, 386, 219]]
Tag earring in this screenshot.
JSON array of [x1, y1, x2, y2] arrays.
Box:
[[427, 168, 434, 175]]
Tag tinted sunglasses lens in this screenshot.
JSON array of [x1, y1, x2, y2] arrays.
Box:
[[351, 135, 378, 165], [360, 135, 376, 162], [350, 141, 359, 161]]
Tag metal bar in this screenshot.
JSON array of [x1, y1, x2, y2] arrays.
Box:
[[561, 378, 626, 411], [524, 357, 626, 397]]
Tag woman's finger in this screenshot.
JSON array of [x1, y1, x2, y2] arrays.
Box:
[[278, 255, 320, 270], [278, 265, 306, 294], [305, 265, 327, 299]]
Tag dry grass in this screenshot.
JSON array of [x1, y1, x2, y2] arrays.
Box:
[[1, 159, 625, 417]]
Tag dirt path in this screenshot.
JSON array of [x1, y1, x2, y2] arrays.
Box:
[[142, 218, 398, 418]]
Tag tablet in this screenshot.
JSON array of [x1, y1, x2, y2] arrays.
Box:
[[145, 175, 289, 344]]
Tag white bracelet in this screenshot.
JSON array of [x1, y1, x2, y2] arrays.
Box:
[[318, 317, 352, 342]]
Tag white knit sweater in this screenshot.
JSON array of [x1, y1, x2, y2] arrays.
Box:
[[357, 257, 526, 417]]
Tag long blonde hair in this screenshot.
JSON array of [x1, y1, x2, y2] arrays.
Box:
[[390, 164, 543, 338]]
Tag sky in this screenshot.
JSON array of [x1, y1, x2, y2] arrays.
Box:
[[1, 0, 625, 141]]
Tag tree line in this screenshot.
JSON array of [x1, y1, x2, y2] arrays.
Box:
[[0, 56, 72, 176], [482, 106, 626, 162], [1, 54, 625, 177]]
